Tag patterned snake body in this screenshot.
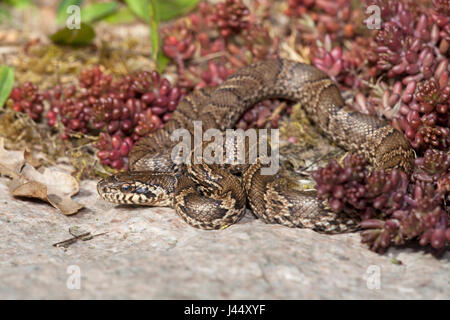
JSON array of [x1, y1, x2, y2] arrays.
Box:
[[98, 59, 414, 232]]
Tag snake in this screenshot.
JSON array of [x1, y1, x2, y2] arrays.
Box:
[[97, 59, 414, 233]]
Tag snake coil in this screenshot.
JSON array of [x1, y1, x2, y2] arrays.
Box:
[[98, 59, 414, 232]]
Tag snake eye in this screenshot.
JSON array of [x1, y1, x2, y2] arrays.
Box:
[[120, 184, 131, 192]]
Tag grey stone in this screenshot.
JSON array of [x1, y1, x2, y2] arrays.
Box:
[[0, 177, 448, 299]]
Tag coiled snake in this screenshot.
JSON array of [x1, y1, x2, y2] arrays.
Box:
[[97, 59, 414, 233]]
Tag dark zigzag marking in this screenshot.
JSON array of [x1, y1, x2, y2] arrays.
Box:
[[375, 122, 388, 129], [198, 88, 213, 98], [197, 110, 226, 129], [274, 59, 284, 82], [176, 97, 194, 113], [288, 65, 330, 87], [181, 95, 200, 115], [314, 82, 340, 130], [279, 77, 336, 106], [286, 61, 310, 84], [329, 104, 344, 116], [227, 70, 265, 89], [300, 76, 335, 90], [225, 78, 265, 99], [245, 169, 263, 211], [200, 107, 235, 127], [175, 100, 197, 124], [380, 128, 397, 141], [213, 86, 242, 98]]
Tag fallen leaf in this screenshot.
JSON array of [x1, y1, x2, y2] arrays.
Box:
[[23, 148, 42, 168], [0, 138, 83, 215], [0, 138, 25, 179]]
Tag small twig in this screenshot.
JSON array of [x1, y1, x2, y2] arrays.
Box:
[[80, 232, 108, 241], [53, 230, 108, 248], [52, 232, 91, 248]]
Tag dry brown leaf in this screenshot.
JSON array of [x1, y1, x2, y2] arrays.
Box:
[[24, 148, 42, 168], [0, 139, 25, 179], [0, 138, 83, 215]]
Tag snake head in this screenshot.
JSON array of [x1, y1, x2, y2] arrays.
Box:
[[97, 172, 173, 206]]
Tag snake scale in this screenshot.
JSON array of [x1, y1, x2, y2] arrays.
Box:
[[97, 59, 414, 233]]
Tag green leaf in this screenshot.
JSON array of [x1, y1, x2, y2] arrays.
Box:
[[103, 7, 136, 24], [0, 66, 14, 109], [50, 22, 95, 46], [157, 53, 170, 72], [81, 2, 117, 23], [148, 0, 160, 59], [158, 0, 200, 21], [124, 1, 176, 71], [57, 0, 83, 25], [148, 0, 164, 71], [125, 0, 199, 22], [124, 0, 150, 22]]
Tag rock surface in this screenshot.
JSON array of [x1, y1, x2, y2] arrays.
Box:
[[0, 177, 448, 299]]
